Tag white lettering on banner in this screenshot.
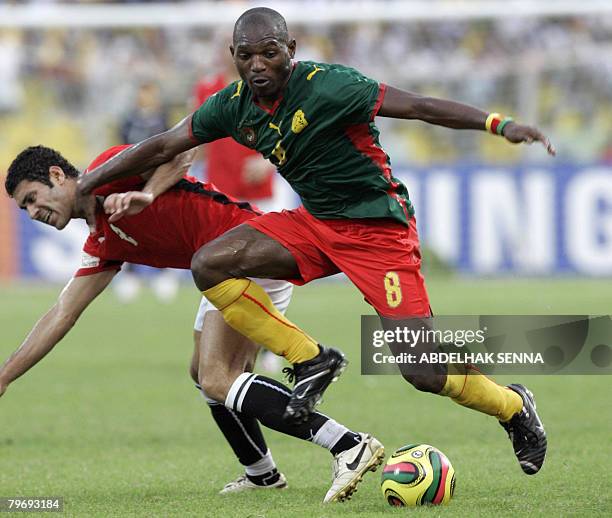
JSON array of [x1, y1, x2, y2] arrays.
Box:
[[426, 171, 459, 263], [471, 172, 520, 272], [30, 220, 89, 281], [522, 171, 555, 272], [471, 171, 554, 273], [566, 169, 612, 274]]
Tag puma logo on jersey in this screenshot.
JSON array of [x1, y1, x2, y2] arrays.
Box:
[[110, 224, 138, 246], [306, 65, 324, 81], [231, 80, 243, 99], [291, 110, 308, 134], [269, 122, 282, 136]]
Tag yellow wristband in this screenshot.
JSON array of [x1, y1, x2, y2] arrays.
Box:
[[485, 113, 501, 133]]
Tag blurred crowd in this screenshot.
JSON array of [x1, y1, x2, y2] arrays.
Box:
[[1, 12, 611, 172]]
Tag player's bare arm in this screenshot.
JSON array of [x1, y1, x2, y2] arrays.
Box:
[[77, 116, 197, 196], [378, 85, 555, 155], [0, 271, 116, 398], [141, 148, 196, 196], [104, 148, 196, 222]]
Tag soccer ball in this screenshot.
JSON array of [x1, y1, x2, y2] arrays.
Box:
[[381, 444, 455, 506]]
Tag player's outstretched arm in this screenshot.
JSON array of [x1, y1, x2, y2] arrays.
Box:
[[104, 149, 196, 223], [378, 86, 555, 155], [77, 116, 197, 196], [0, 271, 116, 398]]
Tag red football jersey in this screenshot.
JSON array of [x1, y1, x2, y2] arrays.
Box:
[[193, 74, 274, 200], [75, 145, 260, 277]]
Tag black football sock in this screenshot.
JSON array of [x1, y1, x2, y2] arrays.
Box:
[[225, 374, 362, 455], [245, 465, 281, 487], [196, 383, 276, 477], [330, 430, 363, 456]]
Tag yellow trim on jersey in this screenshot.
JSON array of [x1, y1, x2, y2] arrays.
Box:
[[231, 81, 243, 99], [306, 65, 324, 81]]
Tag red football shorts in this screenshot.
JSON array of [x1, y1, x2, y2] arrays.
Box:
[[246, 206, 431, 318]]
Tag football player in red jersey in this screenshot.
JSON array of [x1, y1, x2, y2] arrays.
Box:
[[0, 144, 384, 502]]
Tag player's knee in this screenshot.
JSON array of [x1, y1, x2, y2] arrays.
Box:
[[198, 359, 234, 402], [191, 248, 215, 289], [198, 372, 228, 403], [191, 246, 247, 291], [402, 373, 445, 394]]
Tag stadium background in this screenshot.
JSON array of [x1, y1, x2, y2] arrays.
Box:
[[0, 1, 611, 516], [1, 0, 612, 280]]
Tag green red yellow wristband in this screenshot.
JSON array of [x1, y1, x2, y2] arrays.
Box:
[[485, 113, 514, 136]]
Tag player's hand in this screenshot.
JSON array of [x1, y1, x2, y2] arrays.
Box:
[[104, 191, 154, 223], [75, 190, 98, 233], [502, 122, 556, 156]]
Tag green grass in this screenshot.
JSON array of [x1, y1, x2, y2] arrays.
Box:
[[0, 278, 611, 517]]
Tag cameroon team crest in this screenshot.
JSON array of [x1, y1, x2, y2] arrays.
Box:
[[291, 110, 308, 134], [239, 126, 257, 148]]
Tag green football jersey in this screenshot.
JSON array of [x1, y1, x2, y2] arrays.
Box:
[[191, 60, 414, 224]]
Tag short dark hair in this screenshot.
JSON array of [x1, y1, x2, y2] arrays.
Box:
[[5, 145, 79, 197], [233, 7, 289, 44]]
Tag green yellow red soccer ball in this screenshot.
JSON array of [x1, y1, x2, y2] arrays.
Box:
[[381, 444, 456, 506]]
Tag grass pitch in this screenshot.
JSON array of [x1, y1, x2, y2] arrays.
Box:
[[0, 278, 611, 517]]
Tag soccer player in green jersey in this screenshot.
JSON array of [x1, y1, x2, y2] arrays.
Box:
[[78, 7, 554, 479]]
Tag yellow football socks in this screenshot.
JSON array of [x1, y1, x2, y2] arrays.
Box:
[[203, 278, 319, 364], [439, 365, 523, 422]]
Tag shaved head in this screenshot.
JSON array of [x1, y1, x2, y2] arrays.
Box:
[[230, 8, 295, 106], [233, 7, 289, 44]]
